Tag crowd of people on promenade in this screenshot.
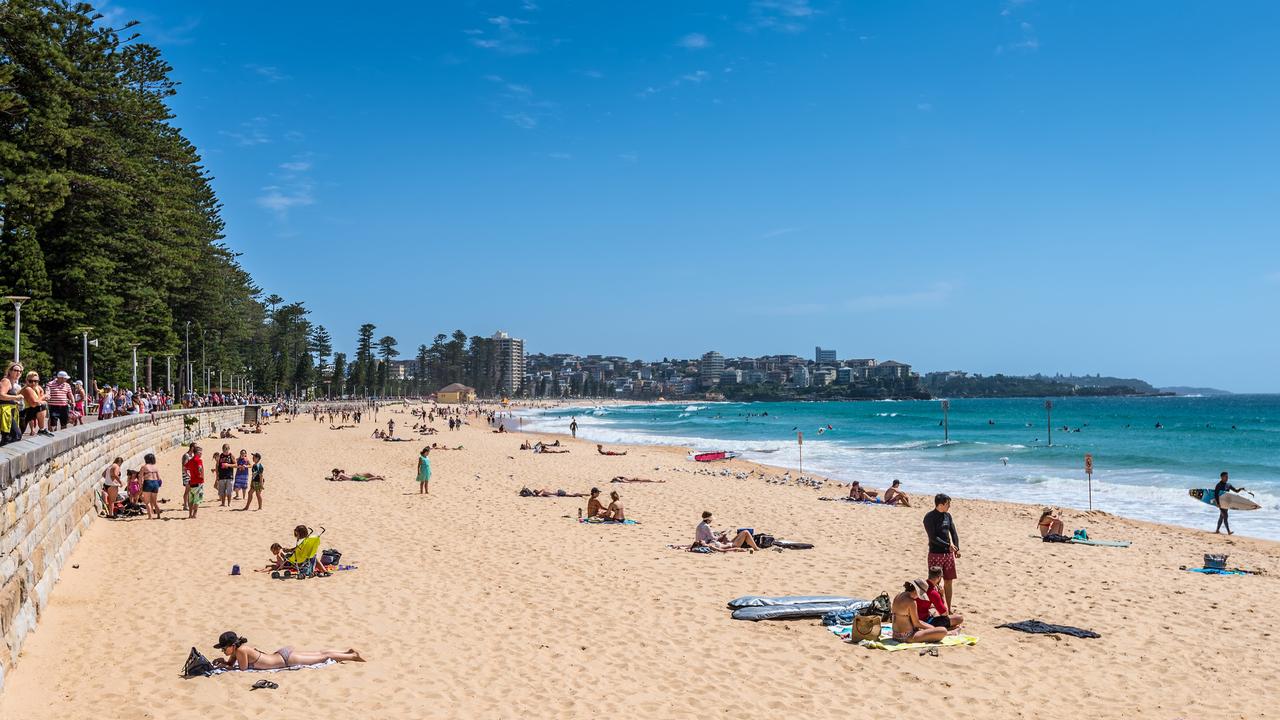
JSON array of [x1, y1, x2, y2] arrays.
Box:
[[0, 358, 283, 447]]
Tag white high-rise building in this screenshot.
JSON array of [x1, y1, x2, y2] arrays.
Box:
[[699, 351, 725, 387], [492, 331, 525, 397]]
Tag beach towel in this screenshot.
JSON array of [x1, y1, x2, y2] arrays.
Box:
[[1183, 567, 1250, 576], [997, 620, 1100, 638], [828, 623, 978, 651], [578, 518, 638, 525], [729, 595, 862, 609], [1030, 535, 1131, 548], [818, 497, 889, 505], [207, 659, 336, 676]]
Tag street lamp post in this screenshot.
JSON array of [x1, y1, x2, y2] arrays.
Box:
[[184, 321, 191, 398], [81, 327, 94, 390], [130, 343, 141, 390], [166, 355, 173, 397], [5, 296, 31, 362]]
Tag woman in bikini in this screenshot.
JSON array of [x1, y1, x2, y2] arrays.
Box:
[[847, 481, 879, 502], [211, 631, 364, 670], [138, 453, 162, 519], [890, 581, 949, 643], [1038, 507, 1065, 537]]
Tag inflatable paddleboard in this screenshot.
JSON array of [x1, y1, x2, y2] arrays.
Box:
[[1189, 488, 1260, 511]]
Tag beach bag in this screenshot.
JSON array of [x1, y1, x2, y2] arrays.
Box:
[[851, 614, 881, 643], [182, 647, 215, 677], [859, 592, 892, 621], [321, 548, 342, 566], [1043, 533, 1071, 543], [752, 533, 775, 549], [1204, 554, 1228, 570]]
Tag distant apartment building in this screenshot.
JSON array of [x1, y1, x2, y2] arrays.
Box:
[[812, 368, 836, 386], [492, 330, 525, 396], [836, 367, 856, 385], [791, 365, 811, 388], [873, 360, 912, 379], [815, 346, 838, 364], [699, 351, 725, 387], [388, 359, 416, 381], [720, 369, 742, 385]]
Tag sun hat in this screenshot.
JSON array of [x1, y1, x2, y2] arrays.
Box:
[[213, 631, 241, 649], [56, 371, 69, 379]]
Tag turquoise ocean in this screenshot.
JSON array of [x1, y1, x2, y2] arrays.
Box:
[[518, 396, 1280, 540]]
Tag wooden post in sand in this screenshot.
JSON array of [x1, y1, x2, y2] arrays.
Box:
[[1045, 400, 1053, 447], [1085, 454, 1094, 510], [941, 399, 950, 444]]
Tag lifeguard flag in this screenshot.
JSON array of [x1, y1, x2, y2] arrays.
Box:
[[797, 431, 803, 446]]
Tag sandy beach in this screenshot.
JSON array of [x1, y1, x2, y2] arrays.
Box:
[[2, 404, 1278, 720]]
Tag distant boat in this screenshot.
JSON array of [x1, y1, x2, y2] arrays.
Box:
[[691, 451, 739, 462]]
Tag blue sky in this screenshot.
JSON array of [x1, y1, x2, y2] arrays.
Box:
[[106, 1, 1280, 391]]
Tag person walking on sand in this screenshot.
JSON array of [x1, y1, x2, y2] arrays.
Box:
[[180, 442, 196, 511], [241, 452, 264, 511], [417, 446, 431, 494], [924, 493, 960, 609], [570, 417, 577, 438], [1214, 471, 1246, 535], [185, 446, 205, 519]]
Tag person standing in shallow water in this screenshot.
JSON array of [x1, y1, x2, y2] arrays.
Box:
[[1214, 471, 1246, 535], [417, 446, 431, 494], [570, 417, 577, 438]]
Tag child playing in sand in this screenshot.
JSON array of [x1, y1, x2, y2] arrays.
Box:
[[256, 543, 287, 572]]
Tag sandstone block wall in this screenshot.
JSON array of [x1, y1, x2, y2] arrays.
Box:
[[0, 405, 257, 691]]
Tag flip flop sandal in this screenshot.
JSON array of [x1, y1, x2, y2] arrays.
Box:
[[250, 680, 278, 691]]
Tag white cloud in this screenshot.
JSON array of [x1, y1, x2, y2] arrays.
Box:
[[547, 152, 572, 160], [916, 102, 933, 112], [582, 69, 605, 79], [279, 161, 311, 172], [618, 152, 638, 162], [219, 116, 271, 146], [679, 33, 710, 49], [506, 83, 533, 95], [522, 0, 539, 9], [638, 70, 712, 98], [749, 0, 816, 33], [505, 112, 538, 129], [246, 64, 289, 82], [999, 19, 1039, 52], [681, 70, 710, 83], [469, 14, 535, 55], [257, 185, 314, 213]]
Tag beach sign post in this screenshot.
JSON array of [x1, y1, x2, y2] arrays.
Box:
[[1085, 453, 1094, 510], [797, 431, 803, 475]]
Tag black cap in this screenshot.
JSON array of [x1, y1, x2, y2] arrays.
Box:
[[214, 631, 240, 649]]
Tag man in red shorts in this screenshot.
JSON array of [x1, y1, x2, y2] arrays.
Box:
[[923, 493, 959, 608]]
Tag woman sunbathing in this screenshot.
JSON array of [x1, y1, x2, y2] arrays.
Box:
[[329, 469, 386, 482], [890, 581, 949, 643], [534, 443, 569, 454], [611, 476, 665, 483], [596, 444, 627, 456], [1038, 508, 1065, 537], [212, 631, 365, 670], [847, 481, 879, 502], [519, 486, 589, 497]]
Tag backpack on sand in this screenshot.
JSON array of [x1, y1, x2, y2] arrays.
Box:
[[182, 647, 215, 677]]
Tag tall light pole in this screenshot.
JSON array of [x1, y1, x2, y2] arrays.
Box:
[[130, 343, 141, 390], [200, 328, 207, 395], [184, 321, 191, 397], [5, 296, 30, 362], [81, 327, 94, 389], [166, 355, 173, 397]]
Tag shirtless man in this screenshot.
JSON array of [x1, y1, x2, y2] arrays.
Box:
[[883, 479, 910, 507], [890, 581, 949, 643], [586, 488, 607, 517], [596, 444, 627, 456]]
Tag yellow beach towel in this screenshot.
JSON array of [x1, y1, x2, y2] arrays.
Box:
[[860, 634, 979, 652]]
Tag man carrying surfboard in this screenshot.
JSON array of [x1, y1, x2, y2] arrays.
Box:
[[1214, 471, 1247, 535]]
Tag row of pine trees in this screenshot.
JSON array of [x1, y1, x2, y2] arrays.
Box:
[[1, 2, 519, 398]]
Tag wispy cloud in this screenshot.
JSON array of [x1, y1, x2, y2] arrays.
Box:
[[469, 14, 536, 54], [258, 156, 316, 216], [638, 69, 714, 99], [220, 116, 272, 146], [246, 64, 289, 82], [747, 0, 816, 33], [1000, 0, 1033, 16], [916, 102, 933, 112], [94, 2, 199, 45], [998, 20, 1039, 53], [581, 69, 605, 79], [678, 33, 710, 49], [763, 283, 955, 316], [618, 152, 638, 163], [484, 75, 555, 129], [546, 152, 572, 160]]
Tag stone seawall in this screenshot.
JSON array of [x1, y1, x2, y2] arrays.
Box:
[[0, 405, 257, 690]]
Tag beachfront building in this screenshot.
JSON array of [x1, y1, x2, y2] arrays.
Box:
[[836, 367, 856, 384], [492, 330, 525, 397], [699, 351, 725, 387], [815, 346, 837, 364], [873, 360, 912, 379], [720, 369, 742, 385], [813, 368, 837, 386], [791, 365, 811, 388], [436, 383, 476, 403]]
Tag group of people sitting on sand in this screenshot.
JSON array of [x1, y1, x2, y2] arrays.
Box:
[[847, 479, 911, 506], [258, 524, 332, 577], [586, 487, 625, 521], [889, 568, 965, 643], [371, 429, 409, 441]]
